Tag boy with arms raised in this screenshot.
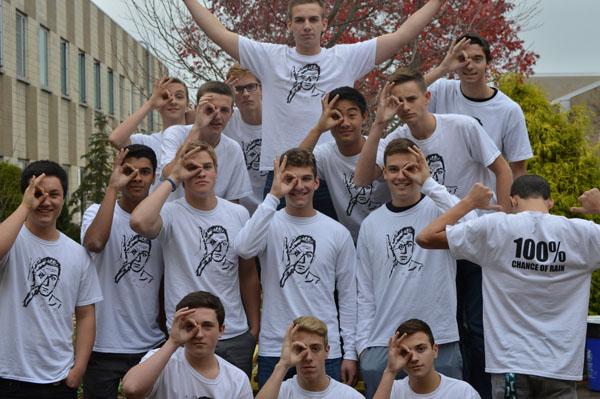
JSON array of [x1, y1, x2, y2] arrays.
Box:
[[130, 141, 259, 376], [122, 291, 253, 398], [257, 316, 364, 398], [373, 319, 480, 399], [417, 175, 600, 399], [0, 161, 102, 398], [81, 145, 165, 399], [234, 148, 358, 387]]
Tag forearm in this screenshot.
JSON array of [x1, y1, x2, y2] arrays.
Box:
[[373, 368, 397, 399], [424, 64, 448, 86], [109, 101, 155, 149], [73, 305, 96, 376], [354, 122, 384, 186], [0, 204, 30, 259], [83, 187, 118, 252], [130, 182, 171, 238], [509, 160, 527, 180], [239, 257, 260, 337], [417, 199, 474, 249], [122, 339, 179, 399], [161, 159, 176, 179], [492, 158, 513, 211], [255, 362, 289, 399], [233, 195, 277, 258], [299, 127, 324, 152]]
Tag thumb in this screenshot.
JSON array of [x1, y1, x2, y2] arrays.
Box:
[[570, 206, 586, 214]]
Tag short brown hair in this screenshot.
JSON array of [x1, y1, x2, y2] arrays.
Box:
[[167, 77, 189, 104], [184, 140, 218, 170], [293, 316, 328, 347], [383, 138, 419, 166], [457, 33, 492, 62], [388, 67, 427, 93], [287, 0, 325, 19], [395, 318, 435, 346], [280, 148, 317, 177], [226, 63, 260, 84], [195, 81, 234, 105], [176, 291, 225, 326]]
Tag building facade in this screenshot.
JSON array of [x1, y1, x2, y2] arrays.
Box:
[[0, 0, 166, 191]]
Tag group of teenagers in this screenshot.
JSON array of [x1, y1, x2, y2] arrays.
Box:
[[1, 0, 600, 398]]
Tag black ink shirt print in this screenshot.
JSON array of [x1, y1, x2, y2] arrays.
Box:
[[115, 235, 154, 284], [196, 225, 234, 277], [23, 256, 62, 309], [386, 227, 423, 277], [287, 63, 325, 103], [280, 234, 321, 287]]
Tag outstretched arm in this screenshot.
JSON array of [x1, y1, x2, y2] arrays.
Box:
[[375, 0, 444, 64], [182, 0, 240, 60], [571, 188, 600, 215]]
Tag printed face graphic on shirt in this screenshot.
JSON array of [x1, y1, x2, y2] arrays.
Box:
[[343, 172, 379, 216], [280, 235, 320, 287], [243, 138, 261, 171], [425, 153, 457, 195], [287, 63, 325, 103], [387, 227, 423, 277], [23, 257, 62, 308], [196, 225, 234, 277], [115, 235, 154, 284]]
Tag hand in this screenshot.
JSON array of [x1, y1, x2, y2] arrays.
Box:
[[279, 324, 308, 369], [185, 104, 196, 125], [108, 148, 138, 190], [374, 82, 400, 125], [464, 183, 503, 211], [341, 359, 358, 386], [224, 75, 239, 91], [65, 366, 84, 389], [439, 37, 470, 73], [169, 142, 204, 183], [149, 77, 174, 109], [269, 156, 297, 199], [193, 95, 218, 130], [402, 146, 430, 186], [22, 174, 48, 210], [571, 188, 600, 215], [385, 332, 411, 374], [169, 307, 199, 346], [315, 94, 343, 133]]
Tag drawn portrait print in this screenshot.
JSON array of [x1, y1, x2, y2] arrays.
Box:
[[343, 172, 379, 216], [23, 257, 62, 309], [196, 225, 234, 277], [426, 153, 457, 194], [386, 226, 423, 277], [287, 63, 325, 103], [243, 139, 261, 171], [280, 235, 320, 287], [115, 235, 153, 284]]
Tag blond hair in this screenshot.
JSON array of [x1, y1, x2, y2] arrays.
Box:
[[184, 140, 218, 170], [293, 316, 328, 346], [226, 63, 260, 83]]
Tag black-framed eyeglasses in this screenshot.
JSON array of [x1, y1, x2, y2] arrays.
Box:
[[234, 83, 260, 94]]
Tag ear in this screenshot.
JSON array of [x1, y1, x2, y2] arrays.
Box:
[[432, 343, 439, 359], [321, 17, 328, 32], [219, 324, 225, 337], [314, 175, 320, 191], [510, 196, 518, 210], [424, 90, 432, 103], [325, 344, 330, 353], [287, 19, 292, 33], [545, 198, 554, 210]]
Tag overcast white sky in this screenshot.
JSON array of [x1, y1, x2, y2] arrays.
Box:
[[92, 0, 600, 75]]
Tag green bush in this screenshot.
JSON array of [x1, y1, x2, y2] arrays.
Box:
[[0, 162, 23, 221]]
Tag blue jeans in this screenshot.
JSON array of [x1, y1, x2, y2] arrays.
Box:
[[257, 356, 342, 388], [0, 378, 77, 399], [263, 171, 338, 220], [456, 259, 491, 399]]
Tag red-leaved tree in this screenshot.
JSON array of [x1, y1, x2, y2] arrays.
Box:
[[129, 0, 538, 102]]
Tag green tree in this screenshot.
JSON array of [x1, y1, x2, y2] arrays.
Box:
[[69, 112, 113, 217], [498, 73, 600, 314], [0, 162, 23, 221]]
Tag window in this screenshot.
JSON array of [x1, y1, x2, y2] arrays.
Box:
[[94, 60, 101, 110], [60, 39, 69, 96], [78, 51, 86, 103], [38, 26, 49, 87], [107, 68, 114, 114], [0, 1, 4, 67], [119, 75, 125, 119], [16, 11, 27, 78], [129, 82, 134, 115]]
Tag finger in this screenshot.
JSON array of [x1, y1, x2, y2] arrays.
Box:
[[484, 204, 504, 212], [328, 94, 340, 107], [114, 148, 129, 167], [280, 155, 288, 173], [331, 109, 343, 122], [570, 207, 586, 214], [273, 156, 280, 176], [182, 145, 204, 160]]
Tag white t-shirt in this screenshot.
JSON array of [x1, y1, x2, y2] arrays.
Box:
[[142, 348, 253, 399], [391, 374, 481, 398], [234, 195, 358, 360], [356, 178, 461, 355], [158, 197, 250, 339], [131, 131, 163, 193], [428, 78, 533, 163], [81, 203, 165, 353], [377, 114, 500, 201], [159, 124, 252, 201], [223, 109, 267, 214], [313, 140, 390, 242], [239, 37, 377, 171], [0, 226, 103, 383], [279, 375, 365, 398], [446, 211, 600, 380]]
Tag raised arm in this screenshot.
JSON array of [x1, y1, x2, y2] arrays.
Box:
[[109, 78, 175, 149], [373, 333, 411, 399], [181, 0, 240, 60], [571, 188, 600, 215], [375, 0, 444, 64], [0, 174, 47, 259], [488, 154, 513, 211], [299, 94, 342, 152], [423, 37, 470, 86], [354, 82, 399, 186]]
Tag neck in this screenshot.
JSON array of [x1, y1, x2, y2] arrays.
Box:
[[337, 136, 364, 157], [295, 44, 321, 56], [297, 373, 330, 392], [390, 193, 421, 208], [185, 192, 218, 211], [409, 371, 441, 394], [118, 197, 143, 214], [239, 106, 262, 126], [513, 198, 551, 214], [408, 114, 436, 140], [184, 350, 220, 379], [460, 80, 495, 99], [24, 220, 60, 241], [284, 204, 317, 218]]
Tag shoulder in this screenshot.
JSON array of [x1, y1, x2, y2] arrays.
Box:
[[440, 374, 480, 395], [239, 36, 286, 52], [429, 78, 459, 92], [329, 378, 365, 397], [314, 142, 336, 159], [217, 198, 250, 221], [216, 355, 251, 383], [219, 134, 244, 153], [436, 112, 480, 127], [163, 124, 192, 138], [83, 203, 101, 218], [493, 88, 524, 110], [317, 213, 353, 240]]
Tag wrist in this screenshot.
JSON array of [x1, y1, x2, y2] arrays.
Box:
[[383, 366, 399, 376], [275, 360, 292, 372], [166, 336, 183, 349]]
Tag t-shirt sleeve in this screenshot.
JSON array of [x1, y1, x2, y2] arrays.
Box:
[[313, 144, 328, 178], [76, 252, 103, 306], [238, 36, 281, 80], [462, 117, 501, 167], [338, 39, 377, 80], [503, 104, 533, 162], [426, 78, 447, 112], [446, 216, 490, 265], [80, 204, 100, 242]]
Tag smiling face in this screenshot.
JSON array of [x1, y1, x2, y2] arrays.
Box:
[[458, 43, 488, 85], [383, 152, 422, 207], [159, 81, 188, 125], [284, 165, 320, 211], [292, 330, 329, 381], [29, 176, 65, 230], [402, 332, 438, 379], [183, 307, 224, 359], [288, 3, 327, 55], [330, 99, 366, 148]]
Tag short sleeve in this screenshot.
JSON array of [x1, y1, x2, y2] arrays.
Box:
[[502, 105, 533, 162], [76, 253, 103, 306], [313, 144, 329, 178], [238, 37, 283, 80], [222, 144, 253, 200], [80, 204, 100, 242], [336, 39, 377, 80], [159, 126, 188, 171], [462, 118, 501, 167], [446, 217, 490, 265]]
